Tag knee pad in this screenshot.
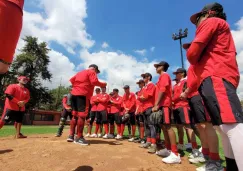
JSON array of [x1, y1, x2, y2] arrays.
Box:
[[59, 117, 66, 126]]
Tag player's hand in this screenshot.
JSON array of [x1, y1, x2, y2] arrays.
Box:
[[152, 105, 159, 112], [17, 101, 25, 107], [180, 92, 187, 99]]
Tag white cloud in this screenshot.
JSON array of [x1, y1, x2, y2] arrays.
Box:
[[102, 42, 109, 49], [150, 47, 155, 52], [134, 49, 147, 56]]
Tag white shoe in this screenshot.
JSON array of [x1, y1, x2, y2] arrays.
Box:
[[177, 144, 185, 151], [199, 147, 202, 152], [98, 134, 102, 138], [90, 134, 98, 138], [85, 133, 91, 138], [189, 153, 206, 164], [185, 143, 192, 150], [128, 137, 135, 142], [103, 134, 108, 139], [162, 152, 181, 164], [115, 135, 122, 140], [107, 134, 115, 139], [188, 149, 201, 159]]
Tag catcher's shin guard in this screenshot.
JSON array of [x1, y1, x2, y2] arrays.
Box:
[[56, 117, 66, 136]]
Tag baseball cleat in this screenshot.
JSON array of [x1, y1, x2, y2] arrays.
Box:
[[162, 152, 181, 164], [115, 135, 123, 140], [98, 134, 102, 138], [74, 137, 89, 146], [103, 134, 108, 139], [140, 142, 151, 148], [67, 135, 74, 142], [90, 134, 98, 138], [107, 134, 115, 139], [128, 137, 135, 142], [196, 160, 223, 171], [85, 133, 91, 138], [156, 148, 171, 157], [148, 144, 157, 154]]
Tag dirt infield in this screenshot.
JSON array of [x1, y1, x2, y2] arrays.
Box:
[[0, 131, 196, 171]]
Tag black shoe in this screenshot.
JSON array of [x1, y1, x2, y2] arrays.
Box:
[[74, 137, 89, 146], [67, 135, 74, 142], [134, 138, 141, 143]]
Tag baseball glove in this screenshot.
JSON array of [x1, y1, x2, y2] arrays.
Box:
[[149, 110, 163, 125], [122, 113, 130, 122]]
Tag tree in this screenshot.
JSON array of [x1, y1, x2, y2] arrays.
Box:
[[1, 36, 53, 109]]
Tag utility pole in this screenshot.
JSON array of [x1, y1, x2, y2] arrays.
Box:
[[172, 28, 188, 69]]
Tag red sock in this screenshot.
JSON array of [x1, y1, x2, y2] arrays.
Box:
[[151, 138, 156, 144], [147, 137, 151, 143], [104, 124, 109, 134], [171, 144, 178, 155], [77, 117, 85, 138], [132, 125, 136, 137], [209, 152, 220, 161], [110, 125, 114, 134], [202, 148, 209, 156], [70, 118, 77, 136], [121, 124, 125, 136], [140, 125, 144, 139], [95, 123, 100, 134], [117, 124, 121, 135], [192, 142, 198, 149], [179, 139, 184, 145]]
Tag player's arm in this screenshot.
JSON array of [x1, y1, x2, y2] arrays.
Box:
[[62, 97, 70, 109], [142, 84, 155, 100], [89, 71, 106, 87], [5, 85, 19, 103], [69, 75, 76, 85], [97, 94, 109, 103]]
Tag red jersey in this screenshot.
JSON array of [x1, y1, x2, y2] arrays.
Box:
[[96, 93, 109, 111], [187, 65, 199, 98], [189, 17, 240, 88], [140, 82, 155, 111], [8, 0, 24, 10], [123, 92, 136, 113], [172, 78, 189, 109], [70, 69, 106, 99], [62, 96, 71, 109], [90, 94, 99, 112], [110, 95, 122, 114], [136, 89, 144, 114], [155, 72, 172, 108], [4, 84, 30, 111]]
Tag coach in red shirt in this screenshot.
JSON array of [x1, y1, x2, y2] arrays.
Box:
[[186, 2, 243, 170], [0, 0, 24, 74], [69, 64, 106, 145], [0, 76, 30, 138]]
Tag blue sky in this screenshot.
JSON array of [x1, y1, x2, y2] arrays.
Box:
[[21, 0, 243, 96]]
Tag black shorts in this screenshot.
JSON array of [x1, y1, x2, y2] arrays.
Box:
[[3, 109, 24, 123], [136, 114, 144, 124], [61, 109, 72, 120], [143, 107, 152, 125], [114, 113, 122, 124], [108, 114, 115, 125], [126, 113, 136, 125], [199, 76, 243, 126], [173, 107, 191, 124], [90, 111, 96, 119], [95, 110, 106, 124], [160, 107, 172, 125], [71, 95, 90, 118], [188, 95, 211, 124]]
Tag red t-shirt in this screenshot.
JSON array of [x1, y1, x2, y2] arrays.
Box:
[[90, 94, 99, 112], [96, 93, 110, 111], [187, 65, 199, 98], [141, 82, 155, 111], [155, 72, 172, 108], [110, 95, 122, 114], [136, 89, 144, 114], [173, 78, 189, 109], [189, 17, 240, 88], [123, 92, 136, 113], [8, 0, 24, 10], [4, 84, 30, 111], [70, 69, 106, 99]]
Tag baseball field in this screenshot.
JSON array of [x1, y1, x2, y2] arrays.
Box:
[[0, 126, 225, 171]]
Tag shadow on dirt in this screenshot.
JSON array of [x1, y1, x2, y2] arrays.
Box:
[[0, 149, 13, 154], [74, 165, 93, 171], [88, 140, 123, 145]]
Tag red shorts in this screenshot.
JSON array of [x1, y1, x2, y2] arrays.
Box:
[[0, 0, 23, 64], [199, 76, 243, 125]]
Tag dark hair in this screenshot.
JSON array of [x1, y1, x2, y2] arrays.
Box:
[[113, 88, 119, 92], [163, 65, 169, 72], [203, 4, 227, 21]]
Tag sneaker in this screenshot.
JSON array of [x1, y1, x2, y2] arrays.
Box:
[[140, 139, 146, 144], [134, 138, 142, 143], [188, 149, 201, 159], [98, 134, 102, 138], [115, 135, 123, 140], [85, 133, 91, 138], [16, 133, 27, 139], [156, 148, 171, 157], [177, 144, 185, 151], [67, 135, 74, 142], [55, 134, 61, 137], [185, 143, 192, 150], [128, 137, 135, 142], [148, 144, 157, 153], [74, 137, 89, 146], [107, 134, 115, 139], [162, 152, 181, 164], [103, 134, 108, 139], [199, 147, 202, 152], [196, 160, 223, 171], [90, 134, 98, 138], [189, 154, 206, 164], [140, 142, 151, 148]]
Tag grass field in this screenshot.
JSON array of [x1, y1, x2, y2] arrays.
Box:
[[0, 125, 226, 167]]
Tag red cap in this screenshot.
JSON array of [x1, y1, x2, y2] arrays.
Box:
[[17, 76, 30, 82]]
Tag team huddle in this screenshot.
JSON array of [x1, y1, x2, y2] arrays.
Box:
[[0, 0, 243, 171]]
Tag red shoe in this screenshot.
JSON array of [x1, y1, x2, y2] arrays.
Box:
[[16, 133, 27, 138]]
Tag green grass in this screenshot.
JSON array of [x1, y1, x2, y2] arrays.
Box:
[[0, 125, 225, 167]]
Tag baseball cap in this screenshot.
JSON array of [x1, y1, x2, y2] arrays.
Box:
[[17, 76, 30, 82], [136, 79, 145, 84], [154, 61, 170, 70], [89, 64, 100, 73], [123, 85, 130, 89], [173, 68, 187, 75], [141, 73, 152, 79], [190, 3, 224, 24]]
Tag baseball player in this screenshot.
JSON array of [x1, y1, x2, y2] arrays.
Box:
[[185, 2, 243, 170], [55, 93, 73, 137], [0, 76, 30, 138], [68, 64, 106, 145], [0, 0, 24, 74]]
